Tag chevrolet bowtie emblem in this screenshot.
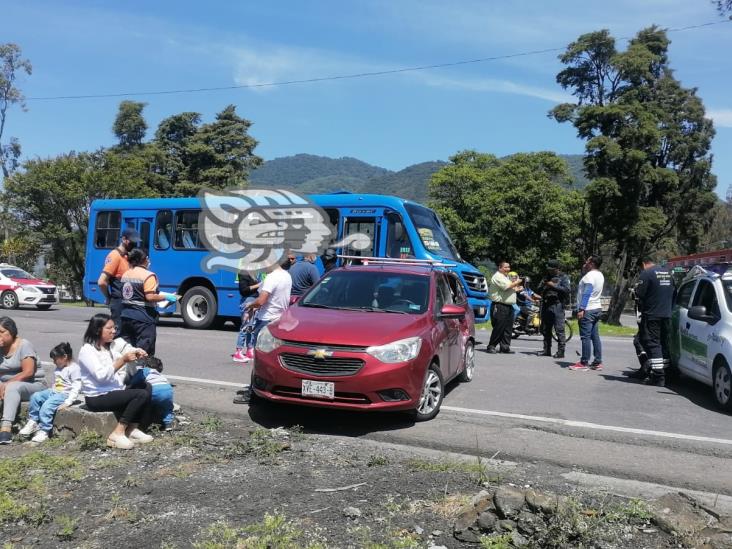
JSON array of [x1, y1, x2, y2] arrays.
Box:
[[308, 348, 333, 359]]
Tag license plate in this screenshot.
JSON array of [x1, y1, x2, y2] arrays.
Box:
[[301, 379, 335, 399]]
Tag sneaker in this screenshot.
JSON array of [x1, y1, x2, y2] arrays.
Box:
[[0, 431, 12, 444], [245, 348, 254, 359], [31, 430, 49, 443], [486, 346, 497, 354], [127, 429, 153, 444], [568, 362, 589, 371], [232, 349, 249, 363], [19, 419, 39, 437], [589, 362, 603, 371], [106, 433, 135, 450]]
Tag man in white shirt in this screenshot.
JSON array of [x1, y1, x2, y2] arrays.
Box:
[[570, 255, 605, 371], [234, 258, 292, 404]]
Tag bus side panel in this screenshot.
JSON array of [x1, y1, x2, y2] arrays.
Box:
[[83, 208, 110, 305]]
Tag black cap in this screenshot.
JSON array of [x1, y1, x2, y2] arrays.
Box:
[[546, 259, 562, 269], [122, 227, 142, 244]]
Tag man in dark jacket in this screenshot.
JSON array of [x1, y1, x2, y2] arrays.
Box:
[[634, 256, 675, 386], [537, 259, 571, 358], [289, 254, 320, 296]]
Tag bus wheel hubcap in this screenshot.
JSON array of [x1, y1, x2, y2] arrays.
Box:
[[187, 295, 208, 321]]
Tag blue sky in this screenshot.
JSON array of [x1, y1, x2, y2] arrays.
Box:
[[4, 0, 731, 198]]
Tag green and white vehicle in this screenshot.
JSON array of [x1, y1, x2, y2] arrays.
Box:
[[670, 265, 732, 412]]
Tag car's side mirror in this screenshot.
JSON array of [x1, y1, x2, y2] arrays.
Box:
[[688, 305, 719, 324], [439, 304, 465, 319]]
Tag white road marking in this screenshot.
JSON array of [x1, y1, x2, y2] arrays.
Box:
[[441, 405, 732, 446], [166, 374, 243, 388], [167, 373, 732, 446]]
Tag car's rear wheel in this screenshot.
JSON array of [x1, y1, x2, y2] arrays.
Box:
[[458, 341, 475, 383], [712, 360, 732, 413], [1, 291, 19, 310], [413, 363, 444, 422], [35, 304, 52, 310]]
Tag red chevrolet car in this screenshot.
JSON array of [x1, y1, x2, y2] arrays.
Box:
[[251, 263, 475, 421]]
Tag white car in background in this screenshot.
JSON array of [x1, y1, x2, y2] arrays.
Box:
[[670, 265, 732, 412], [0, 264, 59, 310]]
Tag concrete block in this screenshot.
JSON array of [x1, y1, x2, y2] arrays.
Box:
[[53, 404, 117, 441]]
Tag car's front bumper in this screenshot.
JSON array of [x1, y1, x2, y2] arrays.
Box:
[[251, 344, 427, 412], [16, 288, 59, 305]]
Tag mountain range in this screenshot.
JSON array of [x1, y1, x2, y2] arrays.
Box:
[[248, 153, 589, 204]]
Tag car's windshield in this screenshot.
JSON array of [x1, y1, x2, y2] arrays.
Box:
[[1, 268, 33, 279], [723, 280, 732, 313], [302, 271, 430, 314], [404, 203, 460, 261]]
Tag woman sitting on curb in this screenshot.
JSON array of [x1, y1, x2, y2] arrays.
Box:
[[0, 317, 47, 445], [78, 313, 153, 449]]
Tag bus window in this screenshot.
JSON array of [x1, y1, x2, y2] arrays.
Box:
[[155, 210, 173, 250], [139, 221, 151, 251], [386, 211, 414, 258], [343, 217, 376, 258], [174, 211, 203, 250], [404, 203, 460, 261], [95, 211, 121, 249]]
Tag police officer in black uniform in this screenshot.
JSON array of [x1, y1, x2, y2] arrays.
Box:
[[634, 256, 675, 386], [537, 259, 571, 358]]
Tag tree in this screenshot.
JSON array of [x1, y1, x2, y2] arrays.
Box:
[[429, 151, 583, 279], [717, 0, 732, 16], [113, 100, 148, 148], [183, 104, 263, 193], [551, 27, 718, 323], [0, 43, 31, 180], [3, 151, 156, 292], [0, 233, 41, 272]]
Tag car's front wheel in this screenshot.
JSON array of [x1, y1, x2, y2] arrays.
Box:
[[413, 363, 444, 422], [458, 341, 475, 382], [713, 359, 732, 413], [1, 291, 19, 310]]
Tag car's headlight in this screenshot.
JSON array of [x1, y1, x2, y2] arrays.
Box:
[[19, 285, 39, 292], [255, 326, 282, 353], [367, 337, 422, 363]]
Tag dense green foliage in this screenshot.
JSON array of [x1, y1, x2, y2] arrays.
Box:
[[428, 151, 583, 279], [551, 27, 718, 323], [249, 154, 388, 187]]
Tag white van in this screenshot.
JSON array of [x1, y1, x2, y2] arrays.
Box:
[[670, 265, 732, 412]]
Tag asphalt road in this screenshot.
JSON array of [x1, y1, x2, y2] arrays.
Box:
[[8, 305, 732, 495]]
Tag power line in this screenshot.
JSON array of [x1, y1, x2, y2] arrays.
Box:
[[26, 19, 732, 102]]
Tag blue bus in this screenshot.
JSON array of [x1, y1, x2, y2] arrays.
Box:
[[83, 193, 489, 328]]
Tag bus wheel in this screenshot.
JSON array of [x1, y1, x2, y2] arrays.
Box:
[[181, 286, 217, 329]]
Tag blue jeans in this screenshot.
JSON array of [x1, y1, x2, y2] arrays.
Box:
[[236, 296, 258, 349], [151, 384, 175, 427], [579, 309, 603, 364], [28, 389, 68, 432], [249, 318, 271, 351]]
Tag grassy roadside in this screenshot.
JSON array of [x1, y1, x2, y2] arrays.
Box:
[[478, 319, 636, 337]]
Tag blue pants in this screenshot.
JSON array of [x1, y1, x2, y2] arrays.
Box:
[[236, 296, 258, 349], [28, 389, 68, 432], [151, 384, 174, 427], [579, 309, 603, 365], [249, 318, 271, 351]]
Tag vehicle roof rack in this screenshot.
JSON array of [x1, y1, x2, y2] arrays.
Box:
[[336, 255, 457, 268]]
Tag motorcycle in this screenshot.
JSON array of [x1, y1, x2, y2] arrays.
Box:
[[512, 303, 574, 342]]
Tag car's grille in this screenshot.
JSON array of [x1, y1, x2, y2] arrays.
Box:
[[41, 296, 56, 302], [462, 272, 488, 294], [38, 287, 56, 295], [272, 386, 371, 404], [282, 340, 368, 352], [279, 353, 364, 377]]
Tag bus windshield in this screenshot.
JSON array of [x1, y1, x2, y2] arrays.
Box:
[[404, 203, 460, 261]]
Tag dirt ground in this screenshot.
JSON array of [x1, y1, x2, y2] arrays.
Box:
[[0, 407, 683, 548]]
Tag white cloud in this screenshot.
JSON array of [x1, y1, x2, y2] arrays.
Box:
[[418, 74, 572, 103], [708, 109, 732, 128]]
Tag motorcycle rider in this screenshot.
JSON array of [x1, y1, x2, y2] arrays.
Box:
[[512, 272, 540, 330], [634, 256, 675, 386], [537, 259, 571, 358]]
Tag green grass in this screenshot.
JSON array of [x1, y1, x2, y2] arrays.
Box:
[[480, 319, 636, 337]]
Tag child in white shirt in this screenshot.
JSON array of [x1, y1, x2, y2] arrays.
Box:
[[19, 342, 82, 443]]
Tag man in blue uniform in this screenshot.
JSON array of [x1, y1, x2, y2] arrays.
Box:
[[537, 260, 571, 358], [634, 256, 675, 386]]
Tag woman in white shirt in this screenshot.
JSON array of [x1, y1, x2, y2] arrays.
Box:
[[78, 313, 153, 449]]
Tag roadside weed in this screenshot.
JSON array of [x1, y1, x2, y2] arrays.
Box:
[[367, 454, 389, 467], [193, 513, 323, 549], [77, 428, 105, 451], [200, 415, 223, 432], [479, 533, 513, 549], [55, 514, 78, 540]]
